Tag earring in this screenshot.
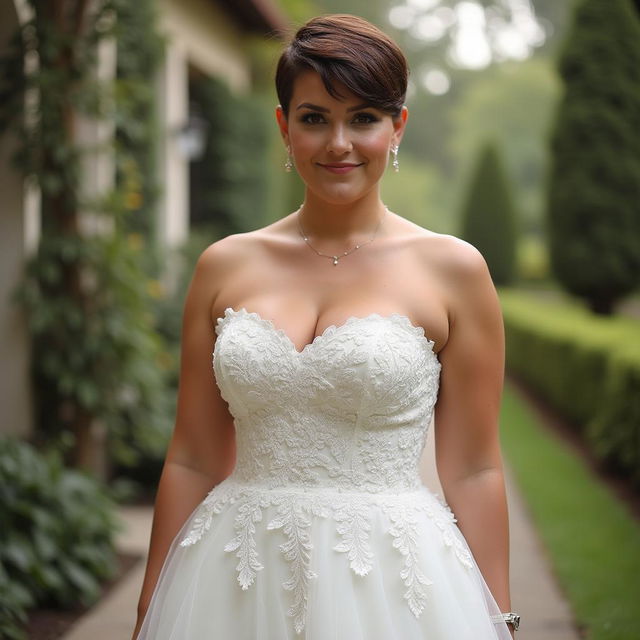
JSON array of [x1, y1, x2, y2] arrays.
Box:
[[285, 146, 293, 172], [391, 145, 400, 172]]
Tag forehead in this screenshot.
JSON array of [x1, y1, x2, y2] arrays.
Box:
[[290, 70, 364, 110]]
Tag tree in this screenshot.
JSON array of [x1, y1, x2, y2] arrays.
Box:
[[546, 0, 640, 315], [459, 141, 518, 285]]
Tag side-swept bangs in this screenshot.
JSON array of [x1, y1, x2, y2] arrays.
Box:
[[276, 15, 408, 117]]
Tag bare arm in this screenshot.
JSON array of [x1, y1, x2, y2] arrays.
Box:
[[132, 245, 236, 638], [433, 240, 512, 619]]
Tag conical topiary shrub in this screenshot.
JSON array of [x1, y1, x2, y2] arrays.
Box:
[[459, 141, 518, 286], [546, 0, 640, 314]]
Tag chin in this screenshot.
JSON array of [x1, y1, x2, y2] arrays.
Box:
[[308, 182, 378, 206], [310, 190, 367, 206]]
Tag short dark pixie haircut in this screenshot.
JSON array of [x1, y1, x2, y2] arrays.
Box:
[[275, 14, 408, 118]]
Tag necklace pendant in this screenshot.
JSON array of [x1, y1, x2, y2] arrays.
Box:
[[296, 205, 388, 267]]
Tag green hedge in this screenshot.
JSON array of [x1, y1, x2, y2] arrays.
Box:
[[0, 438, 117, 639], [589, 344, 640, 482], [500, 290, 640, 487]]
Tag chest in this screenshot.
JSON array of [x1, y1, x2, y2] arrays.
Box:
[[213, 309, 441, 415], [213, 255, 449, 352]]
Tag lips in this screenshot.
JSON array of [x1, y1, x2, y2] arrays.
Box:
[[318, 162, 363, 174]]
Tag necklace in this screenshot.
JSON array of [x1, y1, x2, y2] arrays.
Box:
[[296, 205, 387, 266]]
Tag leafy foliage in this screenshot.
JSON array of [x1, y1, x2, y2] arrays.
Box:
[[0, 437, 117, 639], [18, 222, 173, 467], [460, 141, 518, 285], [0, 0, 172, 474], [112, 0, 164, 243], [190, 75, 272, 235], [546, 0, 640, 314]]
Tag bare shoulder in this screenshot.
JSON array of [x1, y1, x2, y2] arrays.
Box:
[[194, 218, 296, 283], [414, 231, 494, 293], [186, 231, 264, 312], [408, 230, 498, 325], [197, 230, 263, 272], [411, 232, 488, 281]]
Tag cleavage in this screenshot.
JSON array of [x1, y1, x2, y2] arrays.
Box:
[[256, 307, 407, 354]]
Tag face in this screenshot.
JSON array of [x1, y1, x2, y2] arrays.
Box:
[[276, 71, 407, 206]]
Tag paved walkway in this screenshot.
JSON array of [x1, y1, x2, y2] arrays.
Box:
[[61, 429, 580, 640]]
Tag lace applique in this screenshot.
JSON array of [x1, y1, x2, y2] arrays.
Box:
[[212, 308, 441, 494], [267, 493, 329, 634], [180, 479, 238, 547], [176, 308, 476, 635], [224, 494, 268, 589], [333, 498, 374, 576], [180, 485, 473, 634], [426, 497, 474, 569], [384, 500, 433, 617]]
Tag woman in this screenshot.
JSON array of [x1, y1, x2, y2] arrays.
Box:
[[133, 14, 518, 639]]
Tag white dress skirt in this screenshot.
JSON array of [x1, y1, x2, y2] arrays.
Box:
[[137, 308, 512, 639]]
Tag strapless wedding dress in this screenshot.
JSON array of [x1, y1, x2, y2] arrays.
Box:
[[137, 307, 511, 639]]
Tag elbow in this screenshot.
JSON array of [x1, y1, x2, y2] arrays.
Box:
[[439, 461, 505, 494]]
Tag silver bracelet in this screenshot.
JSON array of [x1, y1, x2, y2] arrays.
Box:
[[490, 612, 520, 630]]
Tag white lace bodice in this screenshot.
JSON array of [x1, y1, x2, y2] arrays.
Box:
[[211, 307, 441, 492], [180, 307, 474, 635]]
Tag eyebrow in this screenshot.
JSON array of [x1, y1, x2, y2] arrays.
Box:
[[295, 102, 375, 113]]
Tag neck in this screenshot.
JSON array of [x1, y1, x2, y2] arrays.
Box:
[[298, 190, 387, 241]]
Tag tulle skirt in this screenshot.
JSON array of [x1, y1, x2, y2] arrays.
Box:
[[137, 481, 511, 639]]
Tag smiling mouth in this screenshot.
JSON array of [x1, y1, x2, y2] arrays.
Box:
[[318, 163, 363, 174]]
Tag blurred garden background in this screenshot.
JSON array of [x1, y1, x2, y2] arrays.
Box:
[[0, 0, 639, 638]]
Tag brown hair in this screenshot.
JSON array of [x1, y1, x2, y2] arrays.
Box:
[[275, 14, 408, 118]]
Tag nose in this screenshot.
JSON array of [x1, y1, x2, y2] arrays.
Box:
[[326, 123, 352, 155]]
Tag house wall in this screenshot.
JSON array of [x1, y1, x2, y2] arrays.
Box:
[[159, 0, 252, 92], [156, 0, 253, 250]]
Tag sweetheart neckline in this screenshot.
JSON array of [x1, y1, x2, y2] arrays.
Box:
[[215, 306, 438, 358]]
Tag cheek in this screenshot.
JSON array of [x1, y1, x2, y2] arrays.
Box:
[[288, 126, 322, 155], [362, 133, 393, 164], [291, 136, 318, 157], [359, 128, 393, 154]]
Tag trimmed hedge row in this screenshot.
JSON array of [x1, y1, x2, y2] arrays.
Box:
[[500, 290, 640, 488]]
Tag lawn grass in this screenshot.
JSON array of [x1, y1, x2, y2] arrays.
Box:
[[500, 381, 640, 640]]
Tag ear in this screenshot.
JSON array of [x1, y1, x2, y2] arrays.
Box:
[[391, 106, 408, 147], [276, 105, 290, 146]]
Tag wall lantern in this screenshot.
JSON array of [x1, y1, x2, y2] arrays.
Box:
[[176, 108, 209, 162]]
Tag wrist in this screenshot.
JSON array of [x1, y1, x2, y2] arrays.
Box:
[[490, 612, 520, 631]]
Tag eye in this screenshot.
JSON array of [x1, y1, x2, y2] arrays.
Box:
[[299, 112, 326, 125], [352, 112, 379, 124]]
